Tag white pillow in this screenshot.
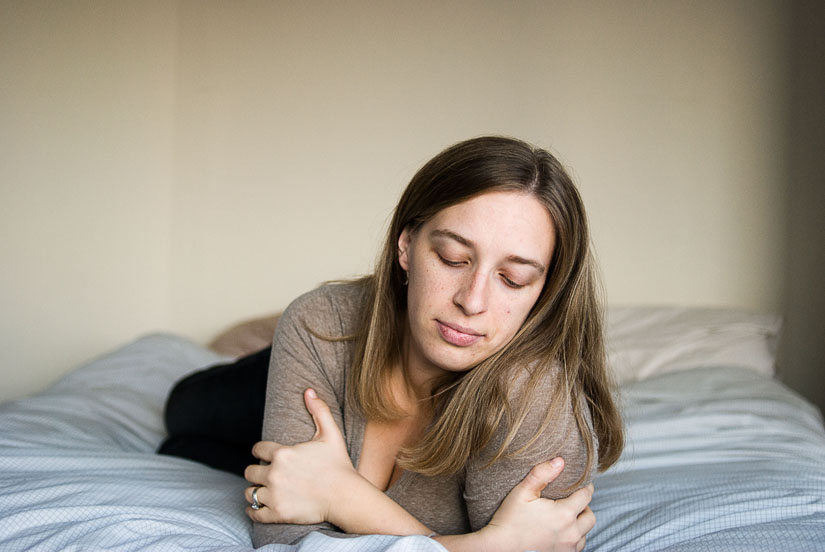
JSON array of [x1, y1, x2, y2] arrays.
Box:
[[606, 306, 781, 384]]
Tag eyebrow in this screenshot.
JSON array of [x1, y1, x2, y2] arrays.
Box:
[[429, 228, 546, 274]]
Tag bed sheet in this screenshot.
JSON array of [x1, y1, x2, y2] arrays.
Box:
[[589, 366, 825, 551], [2, 333, 824, 551], [0, 334, 445, 552]]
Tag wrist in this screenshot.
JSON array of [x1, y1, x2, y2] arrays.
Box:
[[475, 523, 510, 552], [434, 525, 509, 552], [326, 472, 432, 536], [325, 468, 366, 527]]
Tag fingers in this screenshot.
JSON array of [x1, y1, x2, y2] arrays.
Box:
[[578, 505, 596, 534], [245, 485, 267, 508], [244, 463, 269, 486], [515, 457, 565, 500], [247, 441, 285, 485], [561, 483, 594, 514], [574, 506, 595, 552], [251, 440, 282, 461], [303, 388, 344, 444], [246, 442, 282, 487], [245, 485, 268, 522]]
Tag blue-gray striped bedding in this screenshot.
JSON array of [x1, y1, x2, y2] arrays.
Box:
[[1, 334, 823, 551], [590, 366, 825, 551]]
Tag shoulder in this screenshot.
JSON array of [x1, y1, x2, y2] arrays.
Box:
[[265, 282, 369, 425], [279, 280, 369, 338], [471, 361, 597, 494], [501, 362, 575, 454]]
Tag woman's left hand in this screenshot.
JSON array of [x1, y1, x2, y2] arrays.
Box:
[[244, 388, 359, 525]]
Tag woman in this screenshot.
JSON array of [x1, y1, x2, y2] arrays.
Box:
[[239, 136, 624, 551]]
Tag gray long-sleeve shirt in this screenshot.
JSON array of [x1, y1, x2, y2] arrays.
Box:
[[252, 281, 594, 546]]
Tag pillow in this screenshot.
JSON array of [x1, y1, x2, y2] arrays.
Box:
[[606, 306, 781, 384], [208, 313, 281, 358]]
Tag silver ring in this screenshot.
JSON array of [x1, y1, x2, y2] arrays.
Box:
[[250, 486, 262, 510]]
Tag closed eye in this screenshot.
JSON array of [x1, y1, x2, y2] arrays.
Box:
[[501, 275, 526, 289], [437, 253, 464, 267]]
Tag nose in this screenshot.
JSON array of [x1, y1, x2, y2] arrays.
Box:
[[453, 270, 489, 316]]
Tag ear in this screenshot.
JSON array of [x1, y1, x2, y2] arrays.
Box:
[[398, 227, 412, 271]]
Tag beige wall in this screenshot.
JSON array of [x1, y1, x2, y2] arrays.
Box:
[[1, 0, 791, 402], [1, 1, 177, 401]]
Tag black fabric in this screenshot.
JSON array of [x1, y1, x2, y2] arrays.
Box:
[[157, 345, 271, 476]]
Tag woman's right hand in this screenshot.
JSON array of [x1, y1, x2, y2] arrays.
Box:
[[244, 389, 361, 526], [478, 458, 595, 552]]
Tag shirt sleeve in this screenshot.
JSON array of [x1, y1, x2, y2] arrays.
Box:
[[251, 286, 355, 546], [462, 365, 597, 532]]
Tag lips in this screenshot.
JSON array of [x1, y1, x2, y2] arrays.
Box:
[[436, 320, 484, 347]]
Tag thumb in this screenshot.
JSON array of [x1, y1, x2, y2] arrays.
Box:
[[304, 388, 344, 444], [516, 458, 565, 500]]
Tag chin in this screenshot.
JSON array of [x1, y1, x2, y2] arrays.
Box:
[[426, 346, 486, 374]]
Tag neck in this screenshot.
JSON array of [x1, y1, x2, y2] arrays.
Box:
[[395, 330, 444, 408]]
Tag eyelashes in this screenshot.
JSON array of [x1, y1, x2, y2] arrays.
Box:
[[437, 253, 464, 267], [436, 253, 527, 289], [501, 276, 525, 289]]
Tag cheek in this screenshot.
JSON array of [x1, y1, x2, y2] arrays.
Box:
[[496, 296, 536, 337], [413, 260, 452, 302], [408, 265, 446, 317], [491, 306, 516, 339]]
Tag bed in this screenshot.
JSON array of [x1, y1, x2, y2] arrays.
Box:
[[1, 307, 823, 551]]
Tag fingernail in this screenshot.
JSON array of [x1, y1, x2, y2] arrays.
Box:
[[306, 388, 317, 399], [551, 457, 563, 467]]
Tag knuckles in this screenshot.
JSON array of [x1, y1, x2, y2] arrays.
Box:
[[557, 508, 576, 527], [272, 446, 296, 464], [264, 467, 290, 490]]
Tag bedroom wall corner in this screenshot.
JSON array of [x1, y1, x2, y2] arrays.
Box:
[[778, 0, 825, 417]]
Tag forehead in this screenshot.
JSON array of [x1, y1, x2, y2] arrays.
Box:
[[423, 191, 555, 263]]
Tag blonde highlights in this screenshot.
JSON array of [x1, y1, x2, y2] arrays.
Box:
[[347, 136, 624, 480]]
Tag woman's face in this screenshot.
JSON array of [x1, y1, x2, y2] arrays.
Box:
[[398, 190, 555, 379]]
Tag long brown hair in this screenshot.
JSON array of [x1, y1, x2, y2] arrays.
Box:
[[347, 136, 623, 481]]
